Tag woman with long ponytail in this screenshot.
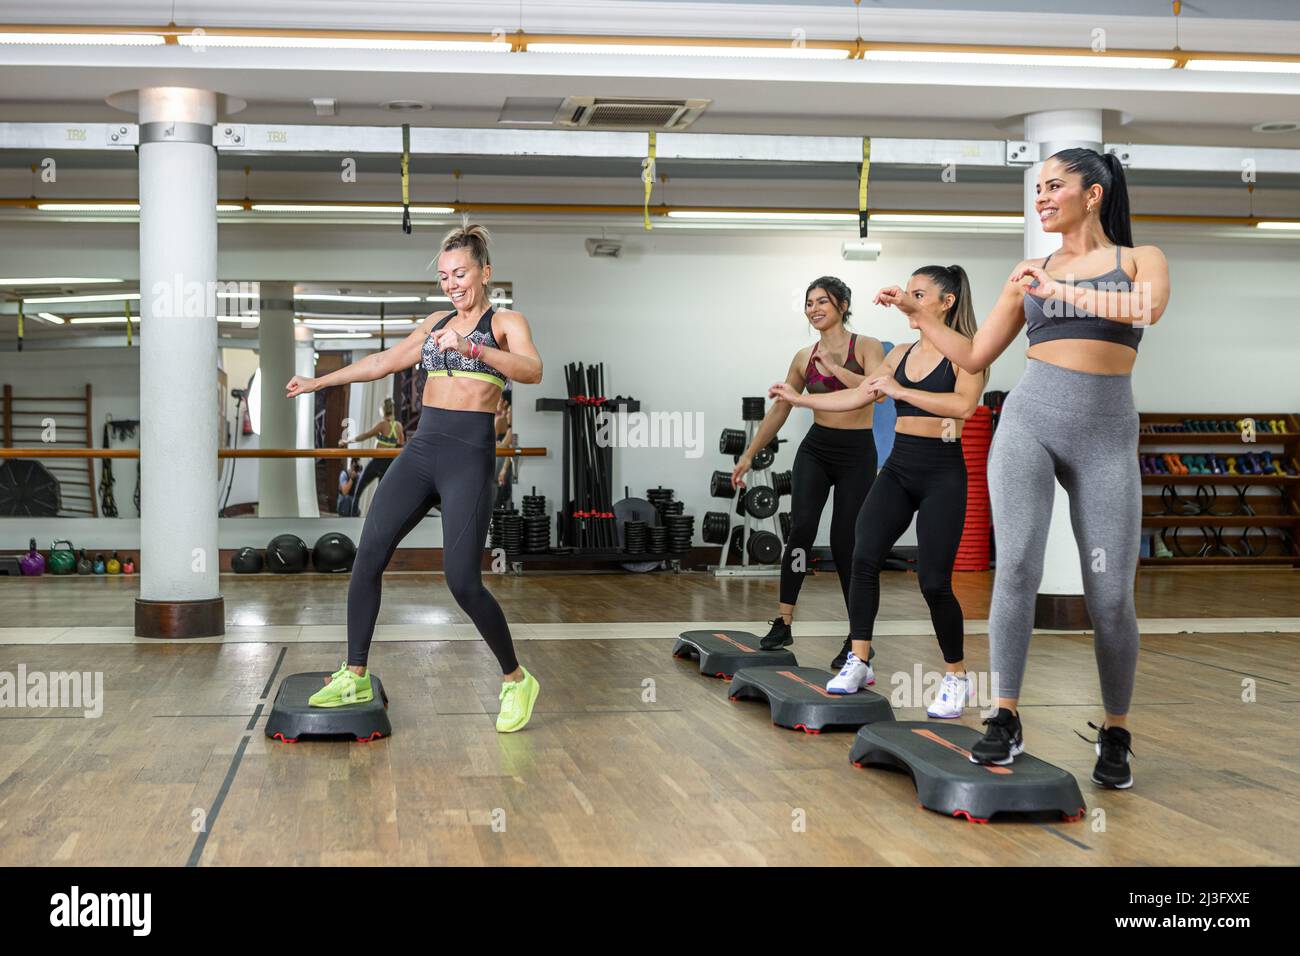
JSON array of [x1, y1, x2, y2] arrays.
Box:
[[880, 148, 1170, 788], [771, 265, 985, 714], [339, 396, 405, 516]]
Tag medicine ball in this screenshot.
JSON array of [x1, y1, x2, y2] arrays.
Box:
[[265, 534, 309, 573], [312, 532, 356, 573], [231, 546, 263, 573]]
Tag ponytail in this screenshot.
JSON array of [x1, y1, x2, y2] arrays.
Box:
[[912, 264, 988, 383], [1051, 147, 1133, 248]]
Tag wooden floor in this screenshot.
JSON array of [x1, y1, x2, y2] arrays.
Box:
[[0, 567, 1297, 866]]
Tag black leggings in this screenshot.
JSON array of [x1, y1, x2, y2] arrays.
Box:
[[780, 424, 876, 607], [349, 457, 392, 516], [848, 433, 967, 663], [347, 406, 518, 674]]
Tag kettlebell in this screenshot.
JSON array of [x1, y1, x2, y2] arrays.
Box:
[[122, 555, 136, 574], [49, 539, 77, 575], [76, 548, 92, 575], [19, 538, 45, 576], [92, 553, 106, 574], [106, 551, 122, 575]]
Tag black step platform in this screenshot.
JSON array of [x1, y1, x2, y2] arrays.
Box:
[[729, 665, 895, 734], [672, 629, 796, 679], [849, 721, 1086, 823], [265, 672, 391, 743]]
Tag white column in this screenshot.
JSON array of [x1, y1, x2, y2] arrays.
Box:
[[135, 87, 222, 631], [1022, 109, 1103, 618], [256, 281, 299, 516], [294, 325, 322, 517]]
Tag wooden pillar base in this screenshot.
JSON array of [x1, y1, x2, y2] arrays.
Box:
[[135, 597, 225, 639], [1033, 593, 1092, 631]]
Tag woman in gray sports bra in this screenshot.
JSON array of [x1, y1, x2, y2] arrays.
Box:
[[882, 147, 1170, 790]]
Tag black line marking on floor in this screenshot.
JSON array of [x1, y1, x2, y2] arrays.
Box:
[[246, 703, 263, 732], [150, 714, 261, 719], [1138, 648, 1290, 685], [1038, 824, 1091, 850], [260, 646, 288, 700], [186, 733, 250, 868]]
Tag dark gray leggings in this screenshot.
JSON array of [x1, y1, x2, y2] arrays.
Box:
[[987, 360, 1140, 715], [347, 406, 517, 674]]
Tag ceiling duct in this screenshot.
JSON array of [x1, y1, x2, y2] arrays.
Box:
[[555, 96, 709, 130]]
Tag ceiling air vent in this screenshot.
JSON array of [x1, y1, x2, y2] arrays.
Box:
[[555, 97, 709, 130]]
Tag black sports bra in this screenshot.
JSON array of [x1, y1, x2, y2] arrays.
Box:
[[892, 342, 957, 418], [1023, 245, 1142, 351], [421, 308, 508, 389]]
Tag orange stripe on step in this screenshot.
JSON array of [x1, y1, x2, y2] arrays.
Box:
[[910, 728, 1013, 775], [712, 632, 755, 652], [776, 670, 835, 698]]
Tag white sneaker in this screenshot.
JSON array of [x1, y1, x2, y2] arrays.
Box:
[[827, 652, 874, 695], [927, 672, 971, 719]]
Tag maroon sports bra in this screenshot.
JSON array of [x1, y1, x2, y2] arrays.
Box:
[[804, 335, 865, 393]]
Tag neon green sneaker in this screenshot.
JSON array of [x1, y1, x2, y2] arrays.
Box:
[[496, 668, 539, 733], [308, 663, 373, 708]]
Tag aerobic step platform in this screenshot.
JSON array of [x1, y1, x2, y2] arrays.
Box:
[[849, 721, 1086, 823], [672, 629, 796, 679], [729, 665, 894, 734], [265, 672, 391, 743]]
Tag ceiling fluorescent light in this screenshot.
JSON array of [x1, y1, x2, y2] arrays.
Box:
[[0, 277, 123, 286], [863, 50, 1174, 69], [25, 292, 142, 304], [67, 316, 141, 325], [528, 42, 847, 59], [251, 204, 455, 214], [1255, 221, 1300, 230], [0, 32, 164, 46], [177, 34, 508, 52], [34, 312, 66, 324], [312, 331, 373, 339], [667, 210, 857, 222], [1184, 59, 1300, 74], [37, 202, 140, 212], [295, 293, 425, 303], [870, 213, 1025, 225]]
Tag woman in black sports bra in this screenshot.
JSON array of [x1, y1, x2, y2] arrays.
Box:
[[286, 223, 545, 733], [771, 266, 984, 713]]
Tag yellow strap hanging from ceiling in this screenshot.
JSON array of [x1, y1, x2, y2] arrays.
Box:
[[16, 299, 23, 352], [125, 299, 132, 346], [643, 131, 657, 231], [859, 136, 871, 238], [401, 123, 412, 234]]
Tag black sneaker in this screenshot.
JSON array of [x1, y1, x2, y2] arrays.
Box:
[[1077, 722, 1134, 790], [969, 708, 1024, 766], [831, 637, 876, 671], [759, 616, 793, 650]]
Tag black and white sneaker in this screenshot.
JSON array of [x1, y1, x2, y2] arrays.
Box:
[[759, 616, 793, 650], [1077, 722, 1134, 790], [831, 637, 875, 671], [969, 707, 1024, 766]]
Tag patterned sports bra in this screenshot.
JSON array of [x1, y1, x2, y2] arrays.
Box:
[[804, 334, 865, 394], [421, 307, 508, 389]]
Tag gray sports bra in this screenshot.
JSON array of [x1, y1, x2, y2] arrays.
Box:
[[1023, 245, 1142, 352]]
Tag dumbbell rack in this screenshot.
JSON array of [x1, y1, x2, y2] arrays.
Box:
[[712, 417, 783, 578]]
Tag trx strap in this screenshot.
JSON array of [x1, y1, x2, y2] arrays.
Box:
[[16, 299, 23, 352], [859, 136, 871, 238], [379, 300, 386, 350], [642, 131, 656, 231], [401, 123, 412, 234], [124, 298, 132, 346]]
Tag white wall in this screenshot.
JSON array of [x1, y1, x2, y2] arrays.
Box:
[[2, 220, 1298, 551]]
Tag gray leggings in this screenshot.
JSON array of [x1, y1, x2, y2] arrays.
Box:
[[987, 359, 1140, 715]]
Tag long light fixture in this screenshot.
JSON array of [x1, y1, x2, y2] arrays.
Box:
[[295, 293, 425, 303], [24, 292, 141, 304], [1185, 59, 1300, 74], [666, 210, 858, 222], [34, 312, 65, 324], [870, 213, 1025, 225], [312, 331, 373, 339], [863, 50, 1175, 69], [37, 202, 141, 212], [295, 311, 425, 320], [0, 31, 163, 45], [176, 34, 509, 52], [251, 204, 455, 214], [528, 42, 848, 59], [1256, 221, 1300, 230], [0, 277, 123, 285], [67, 315, 141, 325]]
